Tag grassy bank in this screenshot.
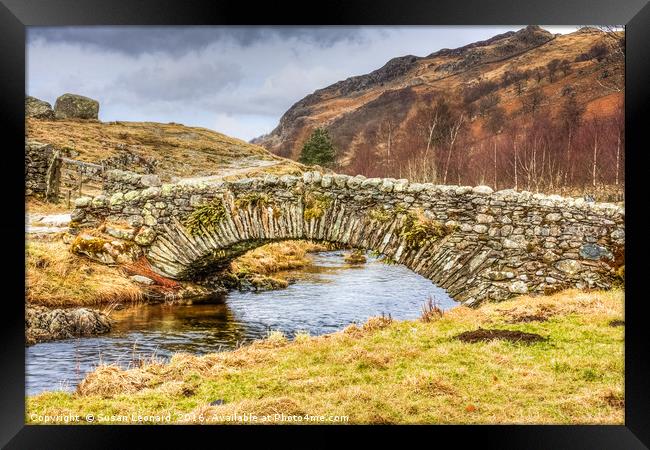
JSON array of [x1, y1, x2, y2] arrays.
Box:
[[27, 289, 624, 424], [227, 240, 336, 289], [26, 239, 144, 307], [26, 238, 335, 307]]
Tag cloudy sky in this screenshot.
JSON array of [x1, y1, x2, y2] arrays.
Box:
[[27, 26, 578, 141]]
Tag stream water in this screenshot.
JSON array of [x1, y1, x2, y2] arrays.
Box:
[[26, 251, 455, 396]]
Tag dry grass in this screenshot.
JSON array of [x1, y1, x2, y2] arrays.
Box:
[[26, 198, 72, 215], [122, 257, 182, 291], [230, 240, 334, 277], [421, 296, 445, 323], [26, 119, 303, 181], [27, 288, 624, 424], [26, 239, 144, 307]]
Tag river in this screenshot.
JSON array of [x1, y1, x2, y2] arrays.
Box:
[[26, 251, 455, 395]]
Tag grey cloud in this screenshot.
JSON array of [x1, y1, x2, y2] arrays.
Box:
[[27, 26, 368, 56], [111, 61, 243, 103]]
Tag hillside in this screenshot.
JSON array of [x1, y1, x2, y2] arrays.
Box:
[[253, 26, 624, 193], [26, 118, 305, 182]]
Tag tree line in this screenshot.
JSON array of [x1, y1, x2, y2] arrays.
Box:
[[298, 32, 624, 196]]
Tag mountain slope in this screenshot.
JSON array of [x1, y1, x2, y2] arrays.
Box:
[[253, 25, 624, 188]]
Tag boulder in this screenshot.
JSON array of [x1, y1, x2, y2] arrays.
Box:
[[54, 93, 99, 120], [130, 275, 155, 285], [25, 96, 54, 119], [25, 306, 111, 345]]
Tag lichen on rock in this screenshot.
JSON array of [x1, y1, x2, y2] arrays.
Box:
[[54, 93, 99, 120], [26, 306, 111, 345], [25, 96, 54, 119]]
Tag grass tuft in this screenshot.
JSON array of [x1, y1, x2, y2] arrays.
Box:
[[399, 209, 456, 250], [303, 192, 332, 221], [421, 296, 444, 323], [183, 201, 227, 236]]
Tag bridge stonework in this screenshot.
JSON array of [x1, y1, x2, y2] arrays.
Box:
[[71, 172, 625, 306]]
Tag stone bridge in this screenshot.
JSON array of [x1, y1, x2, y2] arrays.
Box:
[[71, 171, 625, 305]]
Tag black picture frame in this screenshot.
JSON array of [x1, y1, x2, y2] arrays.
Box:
[[2, 0, 648, 447]]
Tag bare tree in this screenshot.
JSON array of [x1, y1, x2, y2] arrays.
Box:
[[486, 106, 506, 190], [546, 59, 561, 82], [442, 113, 465, 185], [559, 59, 571, 76], [521, 89, 545, 115], [594, 26, 625, 92], [559, 93, 585, 185], [478, 92, 500, 116], [514, 78, 526, 96]]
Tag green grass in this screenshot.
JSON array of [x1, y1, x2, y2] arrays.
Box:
[[26, 289, 624, 424]]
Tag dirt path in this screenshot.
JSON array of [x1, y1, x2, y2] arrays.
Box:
[[175, 158, 281, 185], [26, 213, 71, 235]]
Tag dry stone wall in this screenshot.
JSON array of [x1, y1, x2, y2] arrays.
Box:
[[25, 140, 61, 199], [70, 171, 625, 305], [102, 169, 162, 194]]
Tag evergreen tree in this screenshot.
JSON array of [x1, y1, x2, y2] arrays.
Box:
[[299, 128, 336, 167]]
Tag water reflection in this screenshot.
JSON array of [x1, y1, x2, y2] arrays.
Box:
[[26, 251, 455, 395]]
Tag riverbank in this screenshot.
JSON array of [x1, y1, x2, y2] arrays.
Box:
[[26, 234, 340, 344], [26, 237, 335, 308], [27, 288, 624, 424]]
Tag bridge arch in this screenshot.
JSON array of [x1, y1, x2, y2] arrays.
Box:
[[72, 171, 625, 305]]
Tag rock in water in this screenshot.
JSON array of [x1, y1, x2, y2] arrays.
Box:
[[344, 251, 367, 264], [25, 306, 112, 345], [25, 96, 54, 119], [54, 93, 100, 120], [130, 275, 155, 285]]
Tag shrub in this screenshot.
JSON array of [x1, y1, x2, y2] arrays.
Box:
[[234, 193, 272, 210], [462, 80, 499, 105], [575, 42, 609, 62]]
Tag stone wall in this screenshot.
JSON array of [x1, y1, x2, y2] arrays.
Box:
[[100, 148, 158, 174], [70, 172, 625, 305], [102, 169, 162, 195], [25, 140, 61, 199]]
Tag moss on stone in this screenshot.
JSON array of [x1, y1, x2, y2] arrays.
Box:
[[369, 250, 398, 265], [234, 192, 272, 211], [184, 200, 227, 236], [400, 209, 455, 250], [368, 207, 393, 223], [303, 192, 331, 221], [70, 236, 108, 254]]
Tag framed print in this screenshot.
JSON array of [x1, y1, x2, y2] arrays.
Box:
[[1, 0, 648, 447]]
